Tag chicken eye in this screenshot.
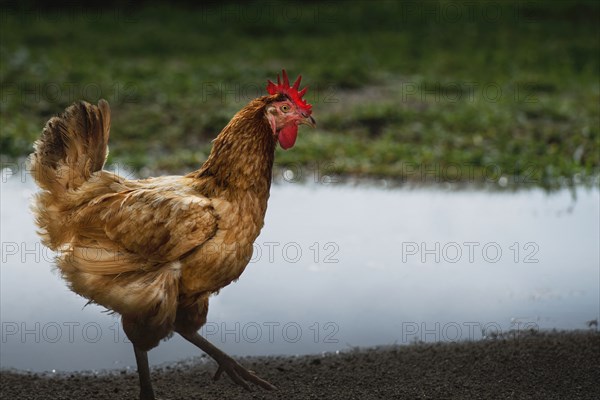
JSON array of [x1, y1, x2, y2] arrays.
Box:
[[280, 104, 291, 112]]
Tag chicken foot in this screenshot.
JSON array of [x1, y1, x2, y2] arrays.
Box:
[[179, 331, 277, 391]]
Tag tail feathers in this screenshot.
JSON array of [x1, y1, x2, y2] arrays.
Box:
[[30, 99, 111, 193]]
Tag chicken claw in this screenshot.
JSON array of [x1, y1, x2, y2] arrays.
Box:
[[213, 355, 278, 391], [179, 331, 277, 391]]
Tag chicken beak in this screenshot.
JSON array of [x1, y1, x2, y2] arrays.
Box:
[[299, 115, 317, 128]]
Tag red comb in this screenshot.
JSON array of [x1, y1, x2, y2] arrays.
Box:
[[266, 69, 312, 114]]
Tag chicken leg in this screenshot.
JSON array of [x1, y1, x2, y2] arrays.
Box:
[[133, 345, 156, 400], [178, 331, 277, 391]]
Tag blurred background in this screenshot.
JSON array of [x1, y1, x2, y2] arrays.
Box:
[[1, 0, 598, 188], [1, 0, 599, 373]]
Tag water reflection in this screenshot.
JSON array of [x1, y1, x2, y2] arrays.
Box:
[[1, 176, 598, 372]]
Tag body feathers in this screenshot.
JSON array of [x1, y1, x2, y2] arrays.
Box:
[[30, 97, 277, 343]]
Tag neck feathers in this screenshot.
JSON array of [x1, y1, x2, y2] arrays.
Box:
[[190, 97, 276, 199]]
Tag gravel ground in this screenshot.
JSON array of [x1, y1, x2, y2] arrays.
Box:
[[1, 331, 598, 400]]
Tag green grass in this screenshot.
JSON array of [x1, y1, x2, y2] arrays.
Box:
[[1, 1, 599, 189]]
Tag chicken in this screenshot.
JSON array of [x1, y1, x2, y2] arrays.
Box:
[[29, 70, 315, 400]]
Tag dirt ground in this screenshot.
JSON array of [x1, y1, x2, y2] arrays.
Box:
[[1, 331, 598, 400]]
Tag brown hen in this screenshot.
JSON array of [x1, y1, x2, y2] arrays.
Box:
[[29, 71, 315, 399]]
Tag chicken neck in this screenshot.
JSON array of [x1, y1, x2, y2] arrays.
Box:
[[189, 98, 276, 205]]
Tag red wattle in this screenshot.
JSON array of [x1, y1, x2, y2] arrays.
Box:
[[278, 125, 298, 150]]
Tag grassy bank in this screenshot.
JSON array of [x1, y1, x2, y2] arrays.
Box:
[[1, 1, 599, 189]]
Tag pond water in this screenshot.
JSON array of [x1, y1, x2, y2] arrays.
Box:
[[1, 175, 598, 372]]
